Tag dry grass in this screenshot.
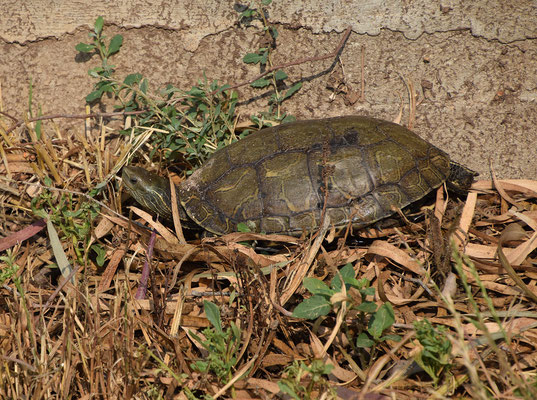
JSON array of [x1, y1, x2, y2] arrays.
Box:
[[1, 113, 537, 399]]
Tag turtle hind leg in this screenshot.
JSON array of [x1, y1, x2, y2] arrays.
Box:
[[447, 161, 478, 193]]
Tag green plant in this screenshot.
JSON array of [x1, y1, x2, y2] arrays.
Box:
[[31, 182, 100, 264], [190, 300, 241, 386], [76, 8, 304, 170], [293, 263, 401, 365], [0, 250, 19, 285], [237, 0, 301, 125], [27, 79, 44, 140], [413, 319, 452, 386], [76, 17, 240, 167], [91, 244, 107, 267], [156, 78, 240, 167], [75, 16, 123, 102], [278, 359, 336, 399]]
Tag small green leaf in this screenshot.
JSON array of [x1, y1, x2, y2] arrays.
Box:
[[31, 199, 48, 219], [187, 86, 205, 97], [204, 300, 222, 332], [231, 321, 241, 342], [344, 276, 362, 289], [91, 244, 106, 267], [240, 9, 255, 18], [260, 51, 268, 64], [229, 290, 237, 304], [140, 78, 148, 94], [251, 78, 271, 88], [123, 73, 142, 86], [88, 66, 104, 78], [340, 263, 356, 281], [85, 89, 103, 102], [380, 334, 402, 342], [355, 333, 375, 348], [191, 360, 209, 373], [330, 263, 355, 292], [280, 114, 296, 124], [355, 301, 377, 313], [277, 381, 300, 400], [64, 208, 85, 218], [282, 82, 302, 100], [215, 84, 231, 94], [356, 277, 370, 290], [75, 42, 95, 53], [302, 277, 333, 296], [237, 222, 252, 233], [274, 70, 287, 81], [94, 16, 104, 35], [261, 0, 272, 5], [368, 302, 395, 340], [108, 34, 123, 55], [92, 182, 106, 193], [243, 53, 263, 64], [292, 295, 331, 319], [35, 115, 42, 140]]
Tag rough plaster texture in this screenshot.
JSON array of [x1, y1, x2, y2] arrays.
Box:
[[1, 0, 536, 179]]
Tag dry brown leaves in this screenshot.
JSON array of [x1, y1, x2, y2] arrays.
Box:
[[1, 118, 537, 398]]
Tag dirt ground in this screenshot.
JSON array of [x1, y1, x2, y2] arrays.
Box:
[[1, 2, 536, 179]]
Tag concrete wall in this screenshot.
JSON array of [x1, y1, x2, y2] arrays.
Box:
[[2, 0, 536, 178]]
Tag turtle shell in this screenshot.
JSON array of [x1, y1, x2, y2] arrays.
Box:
[[178, 116, 450, 235]]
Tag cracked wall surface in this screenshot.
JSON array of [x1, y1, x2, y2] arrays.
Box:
[[1, 0, 536, 178]]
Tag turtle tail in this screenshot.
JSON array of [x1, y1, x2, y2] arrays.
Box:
[[447, 161, 478, 193]]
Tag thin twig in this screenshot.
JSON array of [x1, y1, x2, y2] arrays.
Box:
[[3, 110, 148, 135], [225, 26, 352, 92], [0, 110, 19, 122], [391, 271, 433, 296], [360, 45, 366, 102], [135, 229, 157, 300], [38, 263, 82, 315]]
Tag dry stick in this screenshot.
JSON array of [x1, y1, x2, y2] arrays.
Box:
[[0, 110, 18, 122], [490, 159, 521, 209], [169, 174, 186, 244], [391, 271, 433, 296], [360, 44, 366, 102], [38, 264, 82, 315], [235, 285, 255, 367], [224, 26, 352, 92], [321, 270, 348, 356], [3, 110, 148, 135], [398, 74, 416, 129], [135, 229, 157, 300]]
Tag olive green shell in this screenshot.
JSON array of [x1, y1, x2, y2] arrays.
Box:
[[177, 116, 450, 235]]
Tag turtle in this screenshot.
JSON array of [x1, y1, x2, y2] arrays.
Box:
[[121, 115, 475, 236]]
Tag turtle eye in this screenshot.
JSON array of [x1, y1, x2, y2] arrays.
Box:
[[129, 176, 139, 184]]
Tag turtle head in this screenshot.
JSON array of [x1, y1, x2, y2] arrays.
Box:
[[122, 166, 173, 220]]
